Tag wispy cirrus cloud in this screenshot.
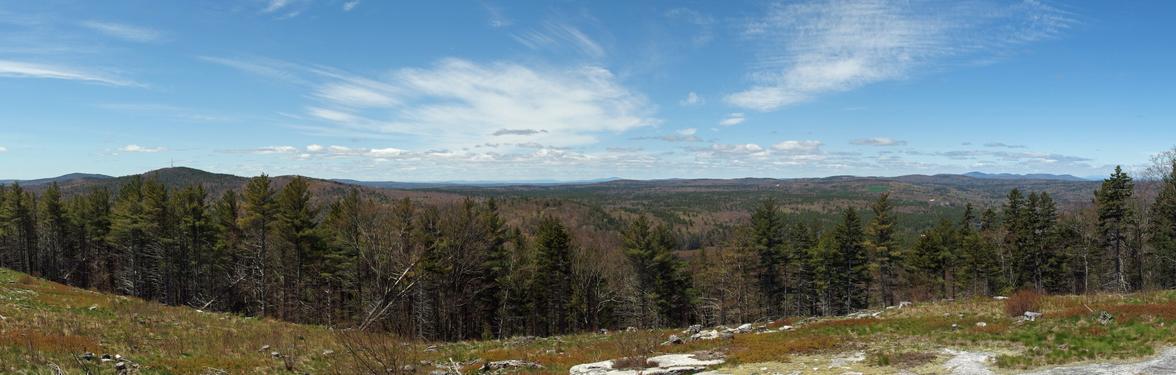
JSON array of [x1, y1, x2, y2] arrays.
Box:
[[984, 142, 1027, 149], [121, 144, 165, 153], [493, 129, 548, 136], [0, 59, 139, 86], [727, 0, 1077, 111], [342, 1, 360, 12], [80, 21, 164, 43], [481, 1, 511, 28], [512, 21, 605, 59], [852, 137, 907, 146]]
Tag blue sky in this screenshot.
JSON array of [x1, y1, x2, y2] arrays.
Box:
[[1, 0, 1174, 181]]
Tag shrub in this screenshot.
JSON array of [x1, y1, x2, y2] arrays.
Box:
[[1005, 289, 1042, 317]]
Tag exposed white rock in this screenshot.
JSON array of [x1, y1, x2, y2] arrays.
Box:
[[569, 353, 724, 375], [943, 349, 995, 375]]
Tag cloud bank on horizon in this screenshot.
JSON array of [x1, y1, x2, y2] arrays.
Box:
[[0, 0, 1173, 181]]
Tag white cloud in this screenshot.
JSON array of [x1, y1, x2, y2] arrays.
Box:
[[483, 2, 512, 28], [306, 144, 325, 152], [772, 140, 822, 153], [342, 1, 360, 11], [665, 8, 715, 46], [0, 146, 7, 152], [121, 144, 165, 153], [198, 56, 308, 84], [314, 82, 397, 107], [255, 145, 299, 154], [718, 113, 745, 126], [0, 59, 138, 86], [679, 91, 703, 106], [264, 0, 292, 13], [984, 142, 1027, 149], [201, 56, 656, 150], [512, 21, 605, 59], [727, 0, 1076, 111], [80, 21, 163, 43], [852, 137, 907, 146]]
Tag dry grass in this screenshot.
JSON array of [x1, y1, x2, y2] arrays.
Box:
[[5, 267, 1176, 374], [1005, 289, 1042, 317]]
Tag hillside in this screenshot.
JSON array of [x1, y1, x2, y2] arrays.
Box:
[[5, 268, 1176, 374]]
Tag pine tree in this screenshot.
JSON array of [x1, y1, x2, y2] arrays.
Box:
[[1096, 166, 1136, 292], [866, 192, 900, 306], [275, 176, 325, 321], [109, 177, 147, 295], [2, 183, 37, 274], [174, 185, 214, 306], [622, 216, 691, 327], [1150, 159, 1176, 288], [210, 190, 245, 311], [37, 183, 68, 281], [240, 174, 277, 316], [532, 216, 573, 336], [832, 208, 868, 313], [66, 188, 111, 289], [750, 198, 787, 316]]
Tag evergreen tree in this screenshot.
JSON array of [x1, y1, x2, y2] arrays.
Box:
[[210, 190, 245, 311], [66, 188, 111, 289], [275, 176, 326, 321], [1095, 166, 1136, 291], [240, 175, 277, 316], [37, 183, 67, 281], [532, 216, 573, 336], [832, 208, 868, 313], [750, 198, 787, 316], [622, 216, 691, 327], [108, 177, 147, 295], [174, 185, 214, 306], [866, 193, 900, 306], [1150, 159, 1176, 288]]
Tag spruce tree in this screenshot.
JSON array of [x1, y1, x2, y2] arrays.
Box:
[[1095, 166, 1136, 292]]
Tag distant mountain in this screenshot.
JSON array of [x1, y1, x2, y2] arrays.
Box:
[[332, 177, 623, 189], [0, 173, 113, 186], [963, 172, 1089, 182]]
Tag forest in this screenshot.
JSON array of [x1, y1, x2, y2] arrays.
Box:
[[2, 160, 1176, 343]]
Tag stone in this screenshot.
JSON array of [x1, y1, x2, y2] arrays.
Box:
[[778, 325, 794, 331], [81, 352, 95, 361], [898, 301, 913, 308], [569, 360, 616, 375], [733, 323, 753, 333], [976, 321, 988, 328], [684, 324, 703, 336], [993, 296, 1009, 300], [1024, 311, 1043, 321], [482, 359, 542, 372], [661, 335, 684, 346], [258, 345, 271, 352]]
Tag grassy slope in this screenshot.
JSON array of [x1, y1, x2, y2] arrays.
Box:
[[4, 267, 1176, 374]]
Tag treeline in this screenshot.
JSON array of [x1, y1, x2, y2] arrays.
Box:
[[2, 163, 1176, 341]]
